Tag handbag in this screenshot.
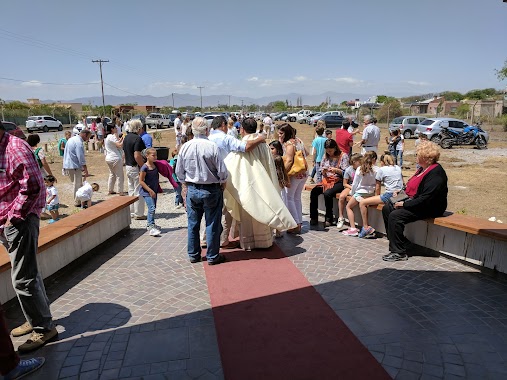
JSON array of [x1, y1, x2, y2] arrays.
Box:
[[389, 190, 409, 204], [287, 149, 308, 177]]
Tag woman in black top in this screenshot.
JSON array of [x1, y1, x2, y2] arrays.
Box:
[[382, 141, 448, 262]]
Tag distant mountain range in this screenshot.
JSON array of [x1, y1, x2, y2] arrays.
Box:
[[41, 91, 371, 108]]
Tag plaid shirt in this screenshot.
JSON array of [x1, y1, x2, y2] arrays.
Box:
[[0, 132, 46, 229]]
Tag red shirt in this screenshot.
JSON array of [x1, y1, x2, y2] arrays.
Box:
[[405, 164, 438, 197], [335, 128, 353, 154], [0, 132, 46, 229]]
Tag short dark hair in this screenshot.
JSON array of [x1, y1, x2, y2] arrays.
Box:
[[242, 117, 257, 134], [27, 133, 41, 147], [177, 113, 182, 117], [106, 124, 116, 134], [211, 115, 226, 130], [342, 120, 350, 129]]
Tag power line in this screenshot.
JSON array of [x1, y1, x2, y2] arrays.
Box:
[[103, 82, 143, 97]]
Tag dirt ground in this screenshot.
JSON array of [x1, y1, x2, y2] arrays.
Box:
[[41, 122, 507, 226]]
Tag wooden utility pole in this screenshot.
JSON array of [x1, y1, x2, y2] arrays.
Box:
[[92, 59, 109, 116], [197, 86, 205, 110], [171, 93, 175, 108]]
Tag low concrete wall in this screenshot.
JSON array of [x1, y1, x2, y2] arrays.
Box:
[[316, 195, 507, 274], [0, 207, 131, 304]]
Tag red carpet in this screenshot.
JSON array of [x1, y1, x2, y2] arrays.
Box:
[[203, 244, 390, 380]]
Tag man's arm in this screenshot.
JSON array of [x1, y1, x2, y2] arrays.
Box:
[[244, 134, 266, 152], [134, 151, 145, 167]]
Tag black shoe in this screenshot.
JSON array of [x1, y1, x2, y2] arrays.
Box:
[[189, 256, 202, 263], [208, 255, 227, 266], [382, 253, 408, 262]]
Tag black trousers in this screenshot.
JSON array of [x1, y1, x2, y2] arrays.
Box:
[[310, 182, 345, 221], [382, 202, 422, 254]]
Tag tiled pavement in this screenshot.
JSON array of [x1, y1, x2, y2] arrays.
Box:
[[4, 218, 507, 379]]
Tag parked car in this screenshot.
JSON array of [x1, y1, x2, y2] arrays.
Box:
[[2, 121, 26, 139], [167, 114, 176, 127], [85, 116, 112, 128], [318, 114, 345, 128], [274, 113, 288, 121], [26, 115, 63, 132], [298, 112, 319, 124], [308, 113, 323, 126], [287, 109, 312, 123], [145, 113, 170, 129], [389, 116, 426, 139], [414, 117, 489, 144], [204, 114, 222, 128]]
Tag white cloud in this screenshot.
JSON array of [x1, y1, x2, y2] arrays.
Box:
[[332, 77, 364, 85], [247, 76, 259, 82], [294, 76, 307, 81], [407, 80, 430, 86], [21, 80, 42, 87]]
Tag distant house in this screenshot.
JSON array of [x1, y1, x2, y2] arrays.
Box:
[[464, 99, 504, 119]]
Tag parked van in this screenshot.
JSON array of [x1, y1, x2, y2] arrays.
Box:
[[389, 116, 426, 139]]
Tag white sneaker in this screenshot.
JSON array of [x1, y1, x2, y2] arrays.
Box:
[[336, 218, 345, 229], [149, 227, 161, 236]]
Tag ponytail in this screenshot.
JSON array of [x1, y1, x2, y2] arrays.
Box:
[[360, 151, 377, 175]]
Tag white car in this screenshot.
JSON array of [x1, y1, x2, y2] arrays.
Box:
[[204, 114, 222, 128], [26, 115, 63, 133]]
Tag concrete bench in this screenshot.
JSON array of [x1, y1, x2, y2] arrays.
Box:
[[0, 196, 138, 303], [304, 184, 507, 273]]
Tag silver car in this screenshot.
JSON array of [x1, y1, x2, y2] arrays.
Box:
[[414, 117, 489, 144], [389, 116, 426, 139]]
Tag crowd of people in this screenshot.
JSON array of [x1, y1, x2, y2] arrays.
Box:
[[0, 112, 448, 378]]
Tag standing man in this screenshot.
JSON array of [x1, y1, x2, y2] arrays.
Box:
[[263, 113, 274, 139], [0, 122, 58, 353], [63, 129, 91, 206], [208, 115, 266, 248], [174, 112, 182, 141], [360, 115, 380, 154], [176, 117, 228, 265], [139, 124, 153, 148], [123, 119, 146, 220]]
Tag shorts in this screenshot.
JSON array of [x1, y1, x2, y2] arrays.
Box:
[[380, 192, 394, 204], [76, 195, 91, 203], [47, 204, 59, 211], [353, 192, 374, 202]]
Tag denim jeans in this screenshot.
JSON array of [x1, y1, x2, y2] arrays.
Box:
[[1, 214, 54, 332], [397, 150, 403, 167], [314, 162, 322, 183], [174, 181, 183, 205], [186, 184, 223, 262], [143, 195, 157, 228]]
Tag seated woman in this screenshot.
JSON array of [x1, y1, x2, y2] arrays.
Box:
[[309, 139, 349, 227], [358, 153, 403, 238], [382, 141, 448, 262], [337, 153, 362, 229]]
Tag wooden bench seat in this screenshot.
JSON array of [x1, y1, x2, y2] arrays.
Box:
[[0, 196, 137, 275], [304, 183, 507, 240]]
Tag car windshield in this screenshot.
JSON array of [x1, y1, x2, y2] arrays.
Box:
[[28, 116, 37, 120], [392, 117, 404, 124], [420, 119, 435, 126]]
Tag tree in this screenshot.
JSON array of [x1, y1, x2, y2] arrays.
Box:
[[439, 91, 464, 101], [455, 103, 470, 118], [268, 101, 287, 112], [376, 95, 396, 104], [496, 59, 507, 81], [376, 99, 402, 123]]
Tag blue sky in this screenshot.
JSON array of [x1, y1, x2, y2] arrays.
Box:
[[1, 0, 506, 102]]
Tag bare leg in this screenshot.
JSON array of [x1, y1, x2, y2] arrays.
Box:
[[346, 197, 359, 229], [338, 189, 350, 219]]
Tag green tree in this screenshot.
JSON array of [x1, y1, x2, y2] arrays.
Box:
[[440, 91, 464, 101], [496, 59, 507, 81], [268, 101, 287, 112], [376, 99, 402, 123], [455, 103, 470, 118]]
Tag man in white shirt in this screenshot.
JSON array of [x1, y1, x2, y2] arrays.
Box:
[[263, 114, 274, 138], [174, 112, 182, 139], [360, 115, 381, 154]]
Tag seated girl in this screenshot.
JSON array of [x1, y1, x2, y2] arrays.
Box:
[[337, 153, 362, 229], [358, 154, 403, 238], [342, 151, 378, 236]]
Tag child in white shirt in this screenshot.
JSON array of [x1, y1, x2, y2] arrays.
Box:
[[337, 153, 362, 229], [76, 181, 100, 209], [44, 175, 60, 223], [342, 151, 378, 236]]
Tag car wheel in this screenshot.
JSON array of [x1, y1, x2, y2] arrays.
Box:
[[42, 126, 49, 132], [430, 135, 440, 144], [403, 130, 412, 139], [439, 138, 452, 149], [58, 125, 63, 131], [475, 136, 487, 150]]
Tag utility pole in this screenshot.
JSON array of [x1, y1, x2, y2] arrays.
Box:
[[228, 95, 231, 108], [197, 86, 205, 111], [92, 59, 109, 116], [171, 93, 174, 108]]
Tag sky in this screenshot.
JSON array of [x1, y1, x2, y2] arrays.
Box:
[[1, 0, 507, 102]]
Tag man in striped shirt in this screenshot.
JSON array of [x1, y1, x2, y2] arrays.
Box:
[[0, 121, 57, 353]]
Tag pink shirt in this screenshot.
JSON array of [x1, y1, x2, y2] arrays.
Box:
[[0, 132, 46, 228]]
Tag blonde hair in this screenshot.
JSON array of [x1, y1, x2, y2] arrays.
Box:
[[416, 141, 440, 165], [360, 151, 377, 175], [129, 119, 142, 133], [91, 183, 100, 192], [380, 154, 395, 166], [317, 119, 326, 129], [227, 118, 234, 128], [145, 147, 157, 155], [349, 153, 362, 165]]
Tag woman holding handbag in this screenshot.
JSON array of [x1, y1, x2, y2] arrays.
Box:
[[309, 139, 349, 227], [279, 123, 308, 234]]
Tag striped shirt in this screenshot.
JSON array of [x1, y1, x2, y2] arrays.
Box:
[[175, 136, 228, 184], [0, 132, 46, 228]]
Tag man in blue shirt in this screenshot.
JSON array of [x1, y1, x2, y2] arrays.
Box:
[[63, 129, 92, 206], [311, 124, 327, 184], [139, 124, 152, 148]]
